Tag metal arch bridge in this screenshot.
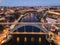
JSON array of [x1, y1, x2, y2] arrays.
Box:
[[9, 10, 60, 34], [12, 23, 48, 33], [0, 8, 60, 34]]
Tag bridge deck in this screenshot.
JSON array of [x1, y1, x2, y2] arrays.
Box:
[[0, 22, 60, 24], [9, 32, 47, 34]]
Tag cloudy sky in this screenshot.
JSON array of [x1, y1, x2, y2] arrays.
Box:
[[0, 0, 60, 6]]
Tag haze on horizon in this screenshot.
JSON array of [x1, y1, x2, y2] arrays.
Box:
[[0, 0, 60, 6]]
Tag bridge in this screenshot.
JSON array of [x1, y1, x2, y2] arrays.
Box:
[[13, 23, 48, 32]]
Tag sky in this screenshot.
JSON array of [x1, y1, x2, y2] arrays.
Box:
[[0, 0, 60, 6]]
